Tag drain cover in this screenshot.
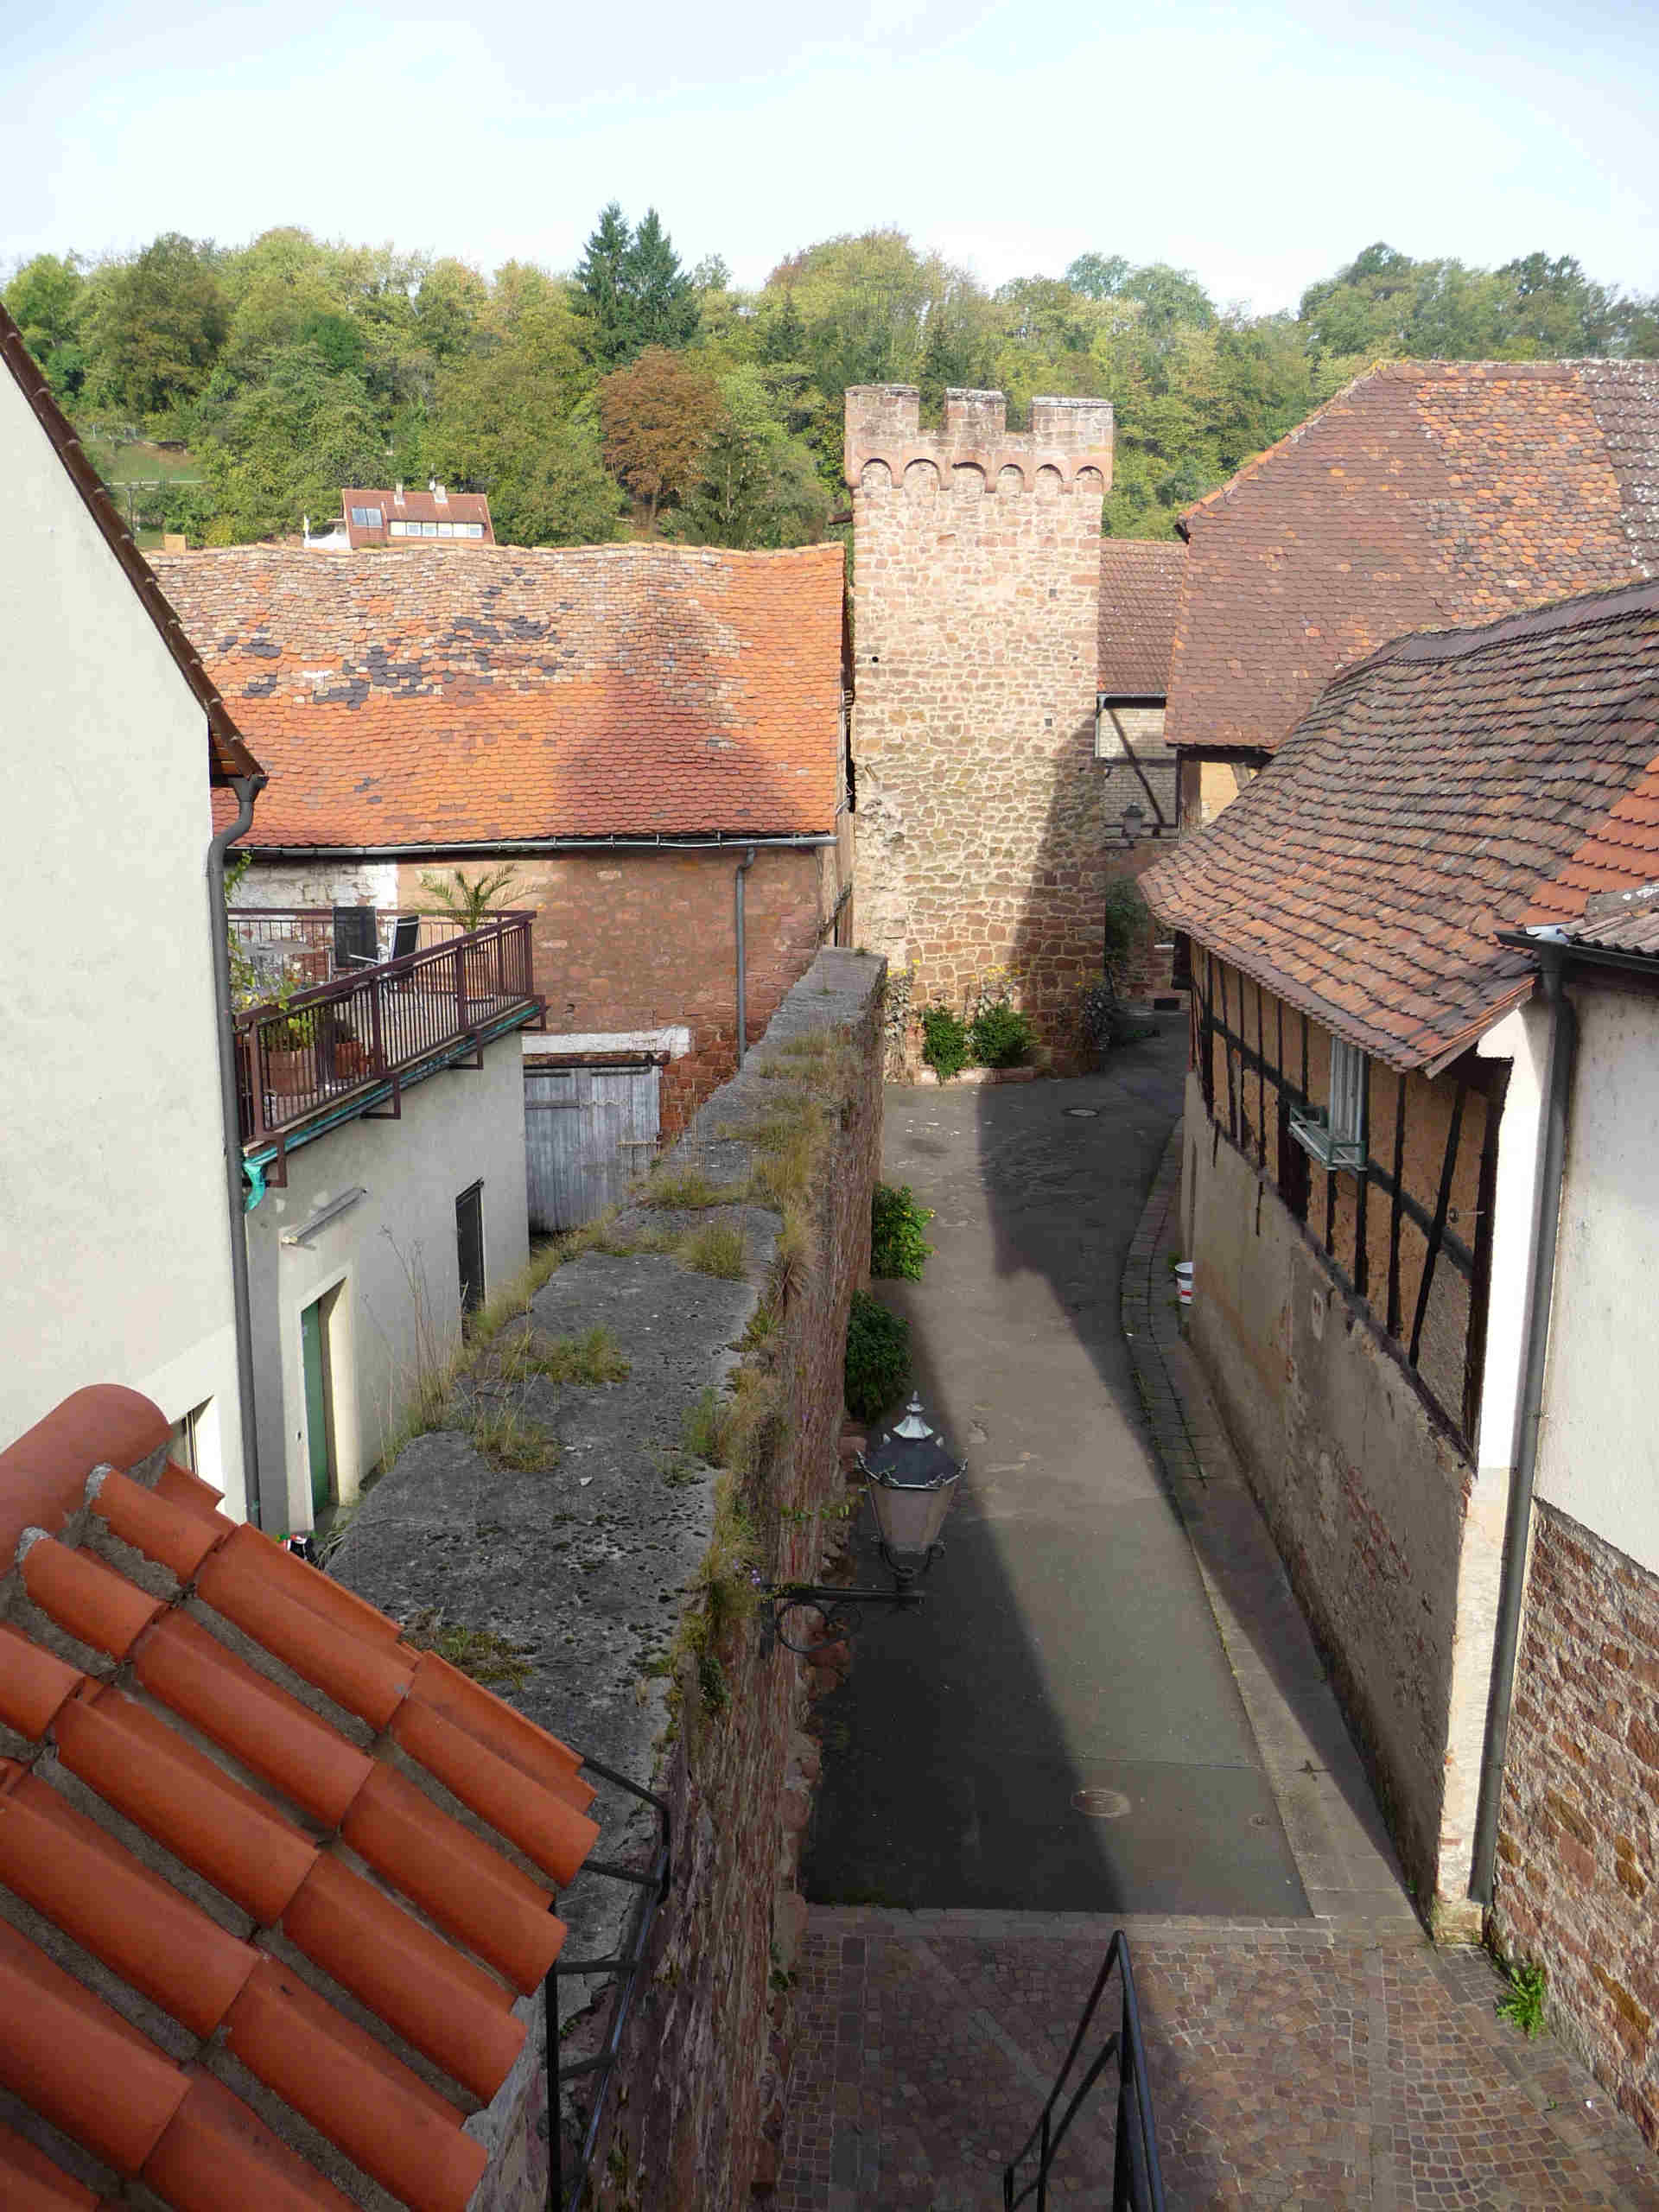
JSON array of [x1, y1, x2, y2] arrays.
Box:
[[1064, 1106, 1099, 1119], [1072, 1787, 1132, 1820]]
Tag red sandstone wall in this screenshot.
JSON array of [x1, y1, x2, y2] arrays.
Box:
[[398, 846, 836, 1135], [1492, 1502, 1659, 2148]]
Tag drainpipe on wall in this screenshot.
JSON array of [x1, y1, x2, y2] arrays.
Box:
[[208, 772, 268, 1529], [1469, 946, 1577, 1904], [734, 845, 757, 1067]]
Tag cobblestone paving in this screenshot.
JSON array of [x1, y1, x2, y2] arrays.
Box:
[[776, 1910, 1659, 2209]]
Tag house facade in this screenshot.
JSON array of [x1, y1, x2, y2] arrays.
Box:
[[1145, 583, 1659, 1980], [340, 480, 495, 547], [231, 908, 542, 1534], [151, 541, 850, 1199], [1166, 359, 1659, 831], [0, 302, 264, 1517]]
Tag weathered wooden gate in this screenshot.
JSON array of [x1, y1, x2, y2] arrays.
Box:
[[524, 1064, 661, 1232]]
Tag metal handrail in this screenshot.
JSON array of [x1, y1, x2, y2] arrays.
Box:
[[547, 1753, 671, 2212], [1002, 1930, 1166, 2212]]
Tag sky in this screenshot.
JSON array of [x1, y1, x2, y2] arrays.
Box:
[[3, 0, 1656, 312]]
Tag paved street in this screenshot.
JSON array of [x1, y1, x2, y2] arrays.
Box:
[[783, 1048, 1659, 2205], [804, 1029, 1303, 1916]]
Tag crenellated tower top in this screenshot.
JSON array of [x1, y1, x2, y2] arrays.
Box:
[[843, 385, 1113, 497]]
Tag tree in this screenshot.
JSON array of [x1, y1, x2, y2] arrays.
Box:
[[671, 367, 830, 548], [195, 342, 383, 538], [599, 346, 721, 526], [3, 253, 86, 397], [1065, 251, 1129, 300], [575, 204, 699, 368], [82, 232, 229, 420]]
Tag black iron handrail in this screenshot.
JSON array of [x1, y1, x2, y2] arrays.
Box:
[[1003, 1929, 1166, 2212], [546, 1752, 671, 2212]]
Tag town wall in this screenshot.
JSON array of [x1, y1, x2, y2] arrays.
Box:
[[336, 950, 887, 2208], [846, 385, 1120, 1064]]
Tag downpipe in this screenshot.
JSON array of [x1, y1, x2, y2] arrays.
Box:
[[207, 772, 267, 1529], [734, 844, 757, 1067], [1469, 949, 1576, 1904]]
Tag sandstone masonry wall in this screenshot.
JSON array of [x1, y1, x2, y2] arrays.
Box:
[[847, 385, 1122, 1062], [1492, 1502, 1659, 2149], [335, 949, 887, 2209]]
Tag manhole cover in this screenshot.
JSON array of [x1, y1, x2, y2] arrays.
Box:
[[1064, 1107, 1099, 1119], [1072, 1787, 1132, 1820]]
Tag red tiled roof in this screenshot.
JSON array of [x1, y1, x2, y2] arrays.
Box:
[[0, 1386, 599, 2212], [1097, 539, 1185, 697], [340, 486, 495, 550], [1144, 580, 1659, 1071], [1168, 359, 1659, 759], [0, 303, 264, 790], [150, 542, 845, 847], [1526, 750, 1659, 937]]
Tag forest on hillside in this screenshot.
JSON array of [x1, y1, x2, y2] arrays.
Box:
[[7, 213, 1657, 550]]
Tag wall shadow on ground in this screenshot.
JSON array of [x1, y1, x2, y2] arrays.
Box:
[[803, 1037, 1309, 1919]]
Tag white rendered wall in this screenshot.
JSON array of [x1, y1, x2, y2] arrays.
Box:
[[0, 367, 246, 1506], [242, 1030, 530, 1534], [1535, 983, 1659, 1575]]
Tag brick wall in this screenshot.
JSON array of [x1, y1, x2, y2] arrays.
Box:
[[586, 951, 887, 2206], [1492, 1502, 1659, 2148], [397, 847, 835, 1135], [846, 385, 1121, 1065]]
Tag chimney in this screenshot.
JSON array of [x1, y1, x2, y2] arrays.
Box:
[[432, 480, 448, 505], [394, 481, 404, 506]]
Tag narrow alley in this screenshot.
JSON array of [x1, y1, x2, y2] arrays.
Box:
[[782, 1034, 1659, 2209]]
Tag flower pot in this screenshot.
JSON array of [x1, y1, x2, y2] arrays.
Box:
[[265, 1046, 312, 1096], [333, 1039, 370, 1080]]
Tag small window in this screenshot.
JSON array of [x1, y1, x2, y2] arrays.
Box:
[[464, 522, 484, 538], [1289, 1033, 1369, 1171], [350, 505, 384, 529], [456, 1181, 486, 1316], [389, 518, 410, 537]]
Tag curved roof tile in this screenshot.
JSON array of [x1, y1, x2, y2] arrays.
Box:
[[0, 1388, 600, 2210]]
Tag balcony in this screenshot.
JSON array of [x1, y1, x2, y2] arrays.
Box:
[[235, 912, 543, 1153], [229, 906, 470, 995]]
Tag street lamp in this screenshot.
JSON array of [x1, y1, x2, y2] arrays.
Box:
[[1121, 799, 1147, 843], [760, 1395, 963, 1654]]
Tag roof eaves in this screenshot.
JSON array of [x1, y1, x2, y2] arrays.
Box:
[[0, 303, 264, 788]]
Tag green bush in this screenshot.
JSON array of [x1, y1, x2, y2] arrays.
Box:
[[920, 1004, 969, 1082], [871, 1183, 933, 1281], [1102, 876, 1151, 976], [844, 1291, 912, 1422], [969, 997, 1033, 1068]]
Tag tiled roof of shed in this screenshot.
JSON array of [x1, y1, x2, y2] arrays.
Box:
[[1144, 580, 1659, 1071], [1167, 359, 1659, 759], [150, 541, 846, 848], [0, 303, 263, 789], [0, 1386, 599, 2212], [1097, 540, 1185, 697]]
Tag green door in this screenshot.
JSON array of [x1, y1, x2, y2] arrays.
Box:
[[301, 1297, 334, 1516]]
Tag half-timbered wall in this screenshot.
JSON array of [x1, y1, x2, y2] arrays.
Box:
[[1190, 951, 1503, 1447], [1180, 950, 1514, 1916]]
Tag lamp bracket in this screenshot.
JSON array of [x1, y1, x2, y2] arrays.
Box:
[[756, 1575, 928, 1657]]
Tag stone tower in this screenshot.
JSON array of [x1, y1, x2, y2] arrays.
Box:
[[845, 385, 1114, 1059]]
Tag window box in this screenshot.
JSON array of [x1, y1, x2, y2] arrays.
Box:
[[1287, 1104, 1367, 1172], [1289, 1035, 1369, 1172]]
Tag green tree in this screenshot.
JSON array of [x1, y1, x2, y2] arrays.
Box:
[[670, 366, 830, 548], [3, 252, 86, 397], [195, 342, 383, 538], [1065, 251, 1129, 300], [82, 232, 229, 421], [575, 203, 699, 368]]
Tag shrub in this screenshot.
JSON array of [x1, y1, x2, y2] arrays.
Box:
[[969, 997, 1033, 1068], [921, 1004, 969, 1082], [1102, 875, 1150, 978], [844, 1290, 912, 1421], [871, 1183, 933, 1281]]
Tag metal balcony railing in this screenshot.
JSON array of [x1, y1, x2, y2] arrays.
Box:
[[235, 912, 540, 1147]]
